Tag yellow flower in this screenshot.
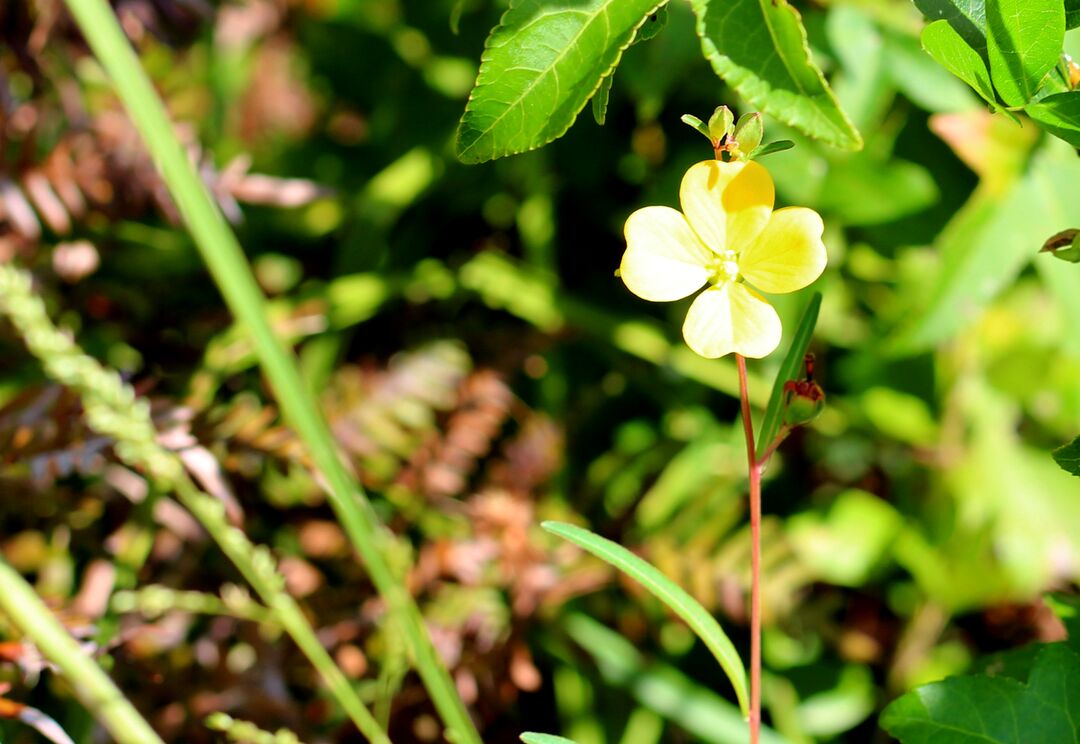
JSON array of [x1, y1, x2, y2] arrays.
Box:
[[620, 159, 827, 359]]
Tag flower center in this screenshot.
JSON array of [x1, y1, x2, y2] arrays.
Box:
[[707, 250, 740, 286]]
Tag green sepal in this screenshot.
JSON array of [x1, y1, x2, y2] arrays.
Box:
[[708, 105, 734, 142], [732, 112, 763, 156]]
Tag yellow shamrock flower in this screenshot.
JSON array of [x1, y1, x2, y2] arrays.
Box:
[[620, 160, 826, 359]]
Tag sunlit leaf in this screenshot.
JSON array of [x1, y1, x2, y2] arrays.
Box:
[[984, 0, 1064, 106], [881, 644, 1080, 743], [541, 521, 749, 715], [921, 19, 996, 105], [456, 0, 668, 163], [521, 734, 580, 744], [1026, 91, 1080, 147], [689, 0, 862, 150]]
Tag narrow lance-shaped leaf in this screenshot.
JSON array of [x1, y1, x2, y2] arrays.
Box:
[[756, 292, 820, 454], [541, 521, 749, 716], [985, 0, 1065, 106], [521, 735, 581, 744], [456, 0, 668, 163], [690, 0, 861, 150]]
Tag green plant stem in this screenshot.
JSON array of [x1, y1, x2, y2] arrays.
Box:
[[0, 262, 389, 743], [173, 480, 392, 744], [736, 354, 762, 744], [60, 2, 480, 741], [0, 558, 164, 744]]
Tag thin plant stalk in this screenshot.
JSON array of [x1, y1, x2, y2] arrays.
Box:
[[736, 354, 762, 744], [0, 558, 164, 744], [0, 262, 389, 744], [59, 2, 480, 741]]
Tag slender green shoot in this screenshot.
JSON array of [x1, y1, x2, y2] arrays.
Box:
[[542, 521, 749, 715], [755, 293, 821, 455], [0, 558, 164, 744], [59, 1, 480, 741], [0, 261, 391, 744]]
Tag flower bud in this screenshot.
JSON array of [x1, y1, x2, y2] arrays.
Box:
[[1042, 229, 1080, 263], [708, 106, 735, 143], [782, 379, 825, 427], [733, 112, 763, 158]]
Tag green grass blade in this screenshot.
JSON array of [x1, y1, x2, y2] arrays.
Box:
[[521, 734, 581, 744], [0, 558, 164, 744], [542, 521, 748, 715], [755, 292, 821, 455], [59, 2, 480, 742], [560, 614, 790, 743]]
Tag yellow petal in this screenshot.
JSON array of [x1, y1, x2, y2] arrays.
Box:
[[679, 160, 774, 254], [682, 282, 781, 359], [621, 206, 711, 301], [738, 207, 827, 294]]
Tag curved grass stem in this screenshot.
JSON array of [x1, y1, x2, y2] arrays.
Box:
[[0, 558, 164, 744], [59, 2, 480, 742]]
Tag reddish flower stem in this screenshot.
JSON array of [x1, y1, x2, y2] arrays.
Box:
[[736, 354, 762, 744]]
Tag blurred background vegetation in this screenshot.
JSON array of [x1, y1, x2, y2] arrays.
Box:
[[1, 0, 1079, 741]]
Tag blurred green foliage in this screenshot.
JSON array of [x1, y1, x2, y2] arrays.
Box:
[[1, 0, 1079, 742]]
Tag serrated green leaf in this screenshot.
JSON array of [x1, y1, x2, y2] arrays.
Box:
[[541, 521, 749, 716], [689, 0, 861, 150], [456, 0, 668, 163], [1052, 434, 1080, 476], [634, 5, 669, 42], [1026, 91, 1080, 147], [756, 292, 820, 454], [591, 74, 613, 125], [881, 644, 1080, 743], [985, 0, 1065, 106], [521, 734, 579, 744], [921, 19, 997, 105]]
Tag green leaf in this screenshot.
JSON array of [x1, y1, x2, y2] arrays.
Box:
[[521, 735, 580, 744], [921, 19, 997, 105], [541, 521, 749, 715], [635, 5, 669, 42], [913, 0, 989, 60], [749, 140, 795, 159], [1026, 91, 1080, 147], [756, 292, 821, 454], [884, 27, 979, 112], [881, 644, 1080, 743], [985, 0, 1065, 106], [689, 0, 861, 150], [1068, 0, 1080, 29], [591, 74, 614, 125], [561, 613, 791, 744], [1052, 434, 1080, 476], [456, 0, 668, 163]]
